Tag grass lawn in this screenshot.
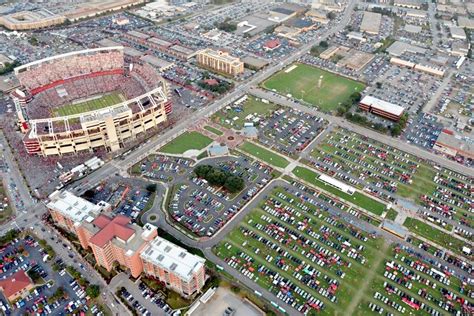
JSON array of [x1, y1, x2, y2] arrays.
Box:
[[385, 209, 398, 221], [204, 125, 224, 136], [262, 63, 366, 112], [292, 166, 386, 215], [160, 132, 212, 154], [239, 141, 290, 169], [212, 95, 278, 130], [53, 92, 123, 117], [403, 218, 467, 256]]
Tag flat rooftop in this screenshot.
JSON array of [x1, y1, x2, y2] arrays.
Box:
[[148, 37, 173, 48], [360, 11, 381, 34], [386, 41, 426, 57], [140, 236, 205, 282], [96, 38, 143, 57], [436, 132, 474, 157], [450, 26, 466, 38], [170, 45, 195, 56], [140, 55, 174, 69], [199, 49, 241, 65], [241, 56, 269, 69], [127, 30, 150, 40], [361, 95, 405, 116], [47, 190, 103, 223], [0, 9, 64, 24]]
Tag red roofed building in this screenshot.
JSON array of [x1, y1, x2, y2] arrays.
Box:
[[264, 39, 281, 51], [80, 214, 158, 278], [0, 270, 33, 302], [203, 78, 219, 86]]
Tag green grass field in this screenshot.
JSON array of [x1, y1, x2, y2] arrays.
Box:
[[53, 92, 123, 117], [385, 209, 398, 221], [203, 125, 224, 136], [159, 132, 213, 154], [239, 141, 290, 169], [292, 166, 386, 215], [262, 63, 366, 112]]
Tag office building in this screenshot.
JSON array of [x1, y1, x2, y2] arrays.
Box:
[[359, 96, 405, 121]]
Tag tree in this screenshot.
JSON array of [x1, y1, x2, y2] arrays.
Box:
[[86, 284, 100, 298], [319, 40, 329, 48], [376, 82, 383, 89], [83, 189, 95, 199], [193, 165, 245, 193], [326, 12, 337, 20], [349, 92, 362, 104], [194, 165, 213, 178], [224, 176, 244, 193], [215, 21, 237, 32], [146, 184, 157, 193], [27, 270, 42, 283], [336, 107, 347, 116]]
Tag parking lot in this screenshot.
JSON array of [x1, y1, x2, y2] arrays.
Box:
[[213, 95, 326, 157], [132, 154, 194, 182], [213, 184, 384, 315], [0, 234, 100, 316], [309, 128, 473, 230], [359, 245, 473, 316], [258, 107, 325, 157], [403, 113, 443, 150], [82, 177, 154, 224], [167, 155, 273, 237]]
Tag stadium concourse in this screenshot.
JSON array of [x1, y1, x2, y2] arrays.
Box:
[[10, 47, 172, 157]]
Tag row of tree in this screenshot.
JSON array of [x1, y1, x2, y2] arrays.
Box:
[[194, 165, 245, 193]]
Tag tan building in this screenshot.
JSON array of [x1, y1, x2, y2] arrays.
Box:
[[433, 131, 474, 160], [141, 237, 206, 298], [196, 49, 244, 76], [21, 87, 169, 156], [64, 0, 146, 21], [394, 0, 423, 9], [0, 10, 65, 31], [81, 215, 158, 278]]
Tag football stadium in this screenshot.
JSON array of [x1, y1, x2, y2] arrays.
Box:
[[11, 47, 171, 156]]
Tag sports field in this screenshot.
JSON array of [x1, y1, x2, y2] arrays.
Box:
[[53, 92, 123, 117], [262, 63, 366, 112]]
